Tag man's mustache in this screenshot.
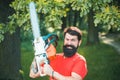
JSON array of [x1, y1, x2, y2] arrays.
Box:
[[64, 45, 76, 49]]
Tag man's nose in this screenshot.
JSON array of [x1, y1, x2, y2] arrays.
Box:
[[67, 40, 72, 45]]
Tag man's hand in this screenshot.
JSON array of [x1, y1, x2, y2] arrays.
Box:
[[29, 66, 40, 78], [43, 64, 54, 76]]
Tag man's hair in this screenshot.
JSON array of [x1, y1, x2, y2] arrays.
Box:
[[64, 26, 82, 41]]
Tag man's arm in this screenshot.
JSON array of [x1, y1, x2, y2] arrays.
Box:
[[44, 64, 82, 80], [53, 71, 82, 80]]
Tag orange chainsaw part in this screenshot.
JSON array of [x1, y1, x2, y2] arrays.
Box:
[[46, 44, 56, 61]]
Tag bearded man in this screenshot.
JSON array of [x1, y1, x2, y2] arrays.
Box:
[[29, 26, 88, 80]]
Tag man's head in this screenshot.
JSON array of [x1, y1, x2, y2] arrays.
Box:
[[63, 26, 82, 57]]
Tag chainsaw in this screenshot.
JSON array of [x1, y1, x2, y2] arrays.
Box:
[[29, 2, 58, 76]]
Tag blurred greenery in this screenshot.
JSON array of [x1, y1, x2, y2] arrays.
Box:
[[79, 44, 120, 80], [21, 32, 120, 80]]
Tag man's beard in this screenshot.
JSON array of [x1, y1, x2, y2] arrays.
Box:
[[63, 45, 78, 57]]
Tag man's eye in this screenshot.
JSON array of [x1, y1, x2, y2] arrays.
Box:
[[66, 39, 69, 41], [71, 39, 75, 41]]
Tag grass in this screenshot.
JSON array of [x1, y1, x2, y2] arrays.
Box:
[[21, 40, 120, 80], [79, 44, 120, 80]]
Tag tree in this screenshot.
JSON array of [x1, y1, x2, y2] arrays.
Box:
[[6, 0, 120, 44], [2, 0, 119, 43], [71, 0, 120, 44], [0, 28, 21, 80], [0, 0, 22, 80]]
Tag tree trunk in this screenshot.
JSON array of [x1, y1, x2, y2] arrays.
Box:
[[73, 11, 80, 27], [61, 17, 67, 30], [87, 10, 99, 45], [0, 0, 22, 79], [68, 8, 74, 26], [0, 28, 22, 80]]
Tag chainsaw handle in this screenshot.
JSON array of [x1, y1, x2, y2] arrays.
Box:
[[35, 53, 48, 76], [42, 33, 58, 49]]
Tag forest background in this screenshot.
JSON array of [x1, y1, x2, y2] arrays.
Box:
[[0, 0, 120, 80]]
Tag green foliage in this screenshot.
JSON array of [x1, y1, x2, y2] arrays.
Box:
[[0, 23, 14, 42], [0, 0, 32, 42], [37, 0, 67, 29], [70, 0, 113, 17], [9, 0, 67, 30], [71, 0, 91, 17], [9, 0, 30, 30], [0, 0, 119, 42], [8, 0, 115, 32], [0, 24, 5, 42], [94, 6, 120, 31], [91, 0, 112, 11]]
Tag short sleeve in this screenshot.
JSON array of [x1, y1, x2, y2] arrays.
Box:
[[72, 60, 87, 79]]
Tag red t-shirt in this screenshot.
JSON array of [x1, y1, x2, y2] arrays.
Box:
[[49, 53, 87, 80]]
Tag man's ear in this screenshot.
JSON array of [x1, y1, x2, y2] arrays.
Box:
[[78, 40, 82, 46]]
